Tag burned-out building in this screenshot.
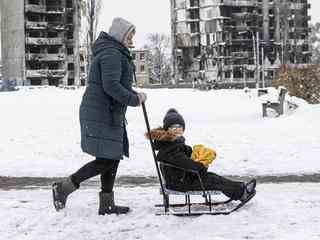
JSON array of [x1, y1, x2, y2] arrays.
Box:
[[1, 0, 81, 86], [132, 49, 150, 86], [170, 0, 311, 88]]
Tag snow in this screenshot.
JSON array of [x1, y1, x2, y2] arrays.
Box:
[[1, 183, 320, 240], [0, 86, 320, 177], [1, 87, 320, 239]]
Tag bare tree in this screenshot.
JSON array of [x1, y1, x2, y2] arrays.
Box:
[[310, 22, 320, 64], [79, 0, 102, 74], [145, 33, 172, 84]]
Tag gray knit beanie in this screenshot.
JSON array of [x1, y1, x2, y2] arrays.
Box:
[[108, 17, 136, 44]]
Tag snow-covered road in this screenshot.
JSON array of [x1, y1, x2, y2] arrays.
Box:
[[1, 183, 320, 240]]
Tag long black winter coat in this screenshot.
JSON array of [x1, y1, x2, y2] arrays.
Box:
[[148, 128, 208, 191], [147, 128, 245, 199], [80, 32, 140, 160]]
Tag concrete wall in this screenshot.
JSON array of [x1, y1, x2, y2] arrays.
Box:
[[1, 0, 26, 85]]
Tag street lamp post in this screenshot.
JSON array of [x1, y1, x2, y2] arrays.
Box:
[[239, 30, 258, 88]]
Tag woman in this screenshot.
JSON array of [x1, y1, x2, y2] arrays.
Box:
[[52, 17, 147, 215]]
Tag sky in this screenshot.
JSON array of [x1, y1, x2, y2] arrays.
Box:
[[0, 0, 320, 58], [98, 0, 320, 48]]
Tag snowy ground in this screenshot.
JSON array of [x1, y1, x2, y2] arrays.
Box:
[[1, 183, 320, 240], [0, 86, 319, 177], [1, 87, 320, 240]]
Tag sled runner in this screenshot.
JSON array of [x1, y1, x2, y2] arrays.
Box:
[[141, 103, 255, 216], [154, 162, 255, 216]]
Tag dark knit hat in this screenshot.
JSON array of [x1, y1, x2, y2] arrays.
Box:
[[163, 108, 185, 130]]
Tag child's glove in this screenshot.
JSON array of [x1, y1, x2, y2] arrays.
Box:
[[191, 144, 216, 168]]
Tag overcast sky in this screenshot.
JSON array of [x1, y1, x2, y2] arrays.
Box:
[[0, 0, 320, 59], [98, 0, 320, 48]]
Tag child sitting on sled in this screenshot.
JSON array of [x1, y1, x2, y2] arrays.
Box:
[[146, 108, 256, 202]]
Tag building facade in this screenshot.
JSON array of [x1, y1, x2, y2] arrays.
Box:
[[132, 49, 150, 86], [170, 0, 311, 88], [1, 0, 81, 86]]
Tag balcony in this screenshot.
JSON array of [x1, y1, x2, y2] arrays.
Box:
[[48, 22, 66, 30], [48, 70, 66, 77], [46, 5, 65, 14], [26, 53, 65, 61], [25, 4, 46, 13], [26, 21, 48, 29], [26, 37, 63, 45], [26, 69, 66, 78], [219, 0, 256, 7]]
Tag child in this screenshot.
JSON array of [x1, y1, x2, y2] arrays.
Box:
[[146, 108, 256, 202]]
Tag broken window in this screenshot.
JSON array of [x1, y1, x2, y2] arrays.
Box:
[[68, 79, 75, 85], [189, 0, 199, 7], [28, 31, 41, 38], [67, 15, 73, 24], [48, 63, 60, 70], [68, 63, 74, 70], [66, 0, 73, 8], [27, 13, 41, 22], [47, 46, 60, 54], [47, 31, 58, 38], [28, 46, 41, 54], [67, 47, 73, 55], [28, 61, 42, 70], [30, 79, 42, 85], [47, 15, 62, 22], [67, 31, 73, 39], [190, 22, 199, 33], [28, 0, 40, 4], [49, 79, 60, 86]]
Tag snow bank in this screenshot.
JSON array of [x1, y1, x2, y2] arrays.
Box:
[[0, 87, 319, 177]]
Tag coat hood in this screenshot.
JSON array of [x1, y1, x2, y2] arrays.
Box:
[[108, 17, 135, 44], [92, 31, 131, 59], [145, 127, 180, 142]]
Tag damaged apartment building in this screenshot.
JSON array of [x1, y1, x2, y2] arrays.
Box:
[[1, 0, 81, 86], [170, 0, 311, 88]]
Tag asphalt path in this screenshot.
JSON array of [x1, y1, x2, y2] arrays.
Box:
[[1, 173, 320, 190]]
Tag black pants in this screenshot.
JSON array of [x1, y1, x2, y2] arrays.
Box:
[[204, 172, 244, 200], [71, 158, 120, 193]]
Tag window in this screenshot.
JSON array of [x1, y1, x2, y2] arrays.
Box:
[[140, 65, 145, 73], [132, 53, 136, 60], [48, 31, 58, 38], [29, 0, 40, 4], [67, 47, 73, 55], [140, 53, 145, 60], [48, 62, 60, 70], [67, 31, 73, 39], [66, 0, 73, 8], [68, 63, 74, 70], [47, 46, 59, 54]]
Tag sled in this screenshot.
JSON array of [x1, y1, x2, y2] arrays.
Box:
[[141, 103, 255, 216], [154, 162, 255, 216]]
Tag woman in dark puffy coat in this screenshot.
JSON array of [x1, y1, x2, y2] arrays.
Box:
[[52, 17, 147, 215], [147, 108, 256, 201]]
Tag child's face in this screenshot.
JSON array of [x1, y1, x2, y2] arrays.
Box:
[[169, 127, 184, 136]]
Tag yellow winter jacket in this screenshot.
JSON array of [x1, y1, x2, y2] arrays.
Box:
[[191, 144, 216, 168]]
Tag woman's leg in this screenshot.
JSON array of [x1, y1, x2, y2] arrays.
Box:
[[100, 160, 120, 193], [71, 158, 119, 188], [204, 172, 244, 200]]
